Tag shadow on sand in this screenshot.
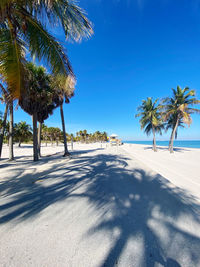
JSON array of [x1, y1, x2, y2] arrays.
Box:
[[144, 146, 190, 153], [0, 149, 200, 266]]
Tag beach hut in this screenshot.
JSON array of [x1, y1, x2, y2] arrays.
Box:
[[109, 134, 121, 146]]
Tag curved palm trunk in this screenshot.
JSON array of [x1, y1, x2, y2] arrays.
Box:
[[38, 122, 42, 157], [168, 130, 173, 151], [9, 102, 14, 161], [32, 112, 39, 161], [152, 127, 157, 152], [170, 118, 179, 153], [0, 103, 8, 158], [60, 104, 70, 156]]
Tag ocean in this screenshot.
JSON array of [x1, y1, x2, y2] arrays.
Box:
[[124, 140, 200, 149]]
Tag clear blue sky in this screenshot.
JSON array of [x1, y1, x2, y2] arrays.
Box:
[[1, 0, 200, 140]]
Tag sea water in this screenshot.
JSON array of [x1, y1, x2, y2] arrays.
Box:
[[124, 140, 200, 149]]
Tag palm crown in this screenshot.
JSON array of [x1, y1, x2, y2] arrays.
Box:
[[163, 86, 200, 152], [163, 86, 200, 126], [0, 0, 93, 98], [136, 97, 163, 136]]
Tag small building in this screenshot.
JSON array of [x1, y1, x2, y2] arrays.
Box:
[[109, 134, 122, 146]]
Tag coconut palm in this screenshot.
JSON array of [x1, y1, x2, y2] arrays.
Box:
[[165, 114, 184, 150], [163, 86, 200, 153], [50, 74, 75, 156], [0, 0, 93, 99], [135, 97, 164, 152], [15, 121, 32, 147]]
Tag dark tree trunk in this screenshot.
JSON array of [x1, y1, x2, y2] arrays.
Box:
[[152, 127, 157, 152], [32, 112, 39, 161], [18, 140, 21, 147], [38, 122, 42, 157], [45, 136, 47, 147], [9, 102, 14, 161], [0, 103, 8, 158], [60, 104, 70, 156], [170, 118, 179, 153]]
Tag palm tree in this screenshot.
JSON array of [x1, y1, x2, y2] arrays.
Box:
[[8, 100, 14, 160], [15, 121, 32, 147], [0, 0, 93, 99], [50, 74, 75, 156], [0, 84, 9, 158], [165, 114, 184, 150], [163, 86, 200, 153], [135, 97, 164, 152], [47, 127, 56, 146], [83, 129, 87, 142], [41, 124, 49, 147], [19, 63, 57, 161]]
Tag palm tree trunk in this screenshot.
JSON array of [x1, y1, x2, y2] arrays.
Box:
[[170, 118, 179, 153], [32, 112, 39, 161], [18, 139, 21, 147], [38, 122, 42, 157], [0, 103, 8, 158], [60, 104, 70, 156], [152, 127, 157, 152], [9, 102, 14, 161], [168, 130, 173, 151]]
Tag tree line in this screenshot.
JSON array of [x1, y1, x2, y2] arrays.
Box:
[[136, 86, 200, 153], [0, 116, 108, 156], [0, 0, 93, 161]]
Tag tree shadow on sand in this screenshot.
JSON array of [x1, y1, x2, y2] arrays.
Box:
[[144, 146, 189, 152], [0, 149, 200, 266]]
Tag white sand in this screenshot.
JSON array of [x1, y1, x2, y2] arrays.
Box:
[[0, 143, 200, 267], [122, 143, 200, 203]]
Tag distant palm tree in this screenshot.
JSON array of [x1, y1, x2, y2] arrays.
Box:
[[83, 130, 87, 142], [41, 124, 49, 147], [15, 121, 32, 147], [163, 86, 200, 153], [135, 97, 164, 152], [0, 0, 93, 98]]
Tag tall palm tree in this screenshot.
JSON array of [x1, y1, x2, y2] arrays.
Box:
[[135, 97, 164, 152], [50, 74, 75, 156], [19, 63, 57, 161], [0, 0, 93, 99], [8, 100, 14, 160], [0, 84, 9, 158], [163, 86, 200, 153], [165, 114, 184, 150]]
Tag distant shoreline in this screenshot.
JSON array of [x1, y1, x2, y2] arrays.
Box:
[[123, 140, 200, 149]]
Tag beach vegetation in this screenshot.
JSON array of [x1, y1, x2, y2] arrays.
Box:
[[135, 97, 164, 152], [163, 86, 200, 153]]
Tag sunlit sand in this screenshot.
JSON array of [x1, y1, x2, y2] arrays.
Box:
[[0, 143, 200, 266]]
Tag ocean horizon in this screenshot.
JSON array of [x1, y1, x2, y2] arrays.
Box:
[[124, 140, 200, 149]]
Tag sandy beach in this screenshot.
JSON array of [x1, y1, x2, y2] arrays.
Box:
[[0, 143, 200, 266]]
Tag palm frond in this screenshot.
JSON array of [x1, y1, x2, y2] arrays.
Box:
[[29, 0, 93, 41], [0, 25, 25, 98], [18, 10, 74, 77]]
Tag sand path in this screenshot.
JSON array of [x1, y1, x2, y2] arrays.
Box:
[[0, 144, 200, 266]]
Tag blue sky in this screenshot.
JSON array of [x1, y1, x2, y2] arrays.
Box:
[[1, 0, 200, 140]]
